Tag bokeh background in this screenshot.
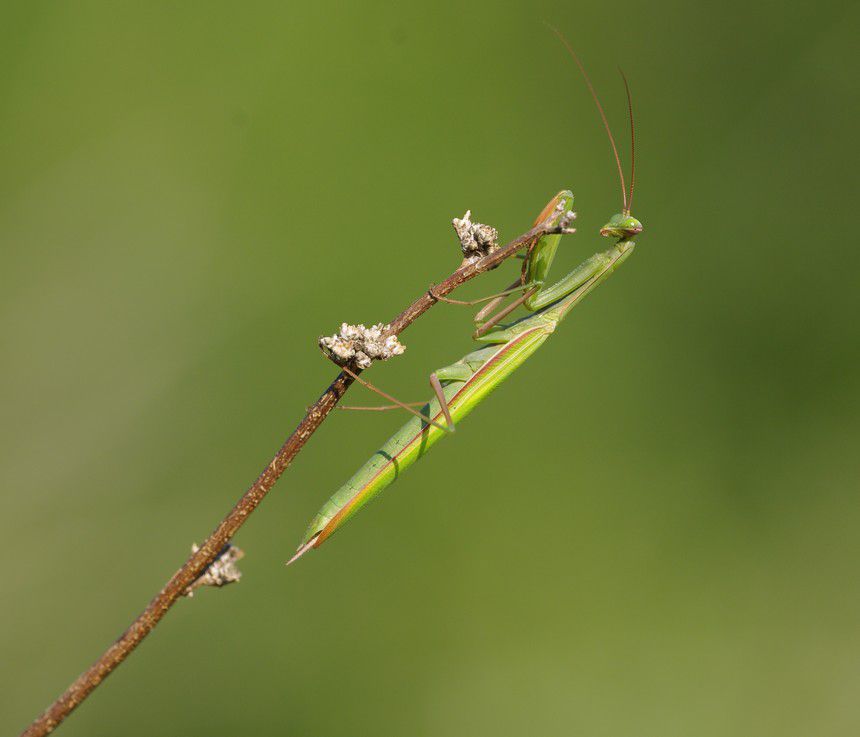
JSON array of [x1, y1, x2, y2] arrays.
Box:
[[2, 1, 859, 735]]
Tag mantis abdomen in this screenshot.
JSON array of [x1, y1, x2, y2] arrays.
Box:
[[300, 327, 551, 549]]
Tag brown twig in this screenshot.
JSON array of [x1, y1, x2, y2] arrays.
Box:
[[19, 215, 566, 737]]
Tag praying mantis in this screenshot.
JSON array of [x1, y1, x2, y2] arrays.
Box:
[[289, 35, 643, 564]]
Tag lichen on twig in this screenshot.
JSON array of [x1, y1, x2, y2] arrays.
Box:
[[184, 543, 244, 596], [555, 203, 577, 233], [452, 210, 499, 259], [319, 322, 406, 369]]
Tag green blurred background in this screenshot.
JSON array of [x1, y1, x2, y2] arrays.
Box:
[[2, 1, 858, 735]]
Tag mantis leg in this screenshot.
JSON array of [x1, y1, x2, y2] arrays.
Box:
[[473, 286, 539, 338], [473, 279, 529, 324], [339, 365, 456, 433], [339, 365, 453, 433], [429, 373, 455, 431], [428, 280, 535, 308], [339, 402, 427, 411]]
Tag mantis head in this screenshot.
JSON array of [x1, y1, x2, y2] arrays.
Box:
[[600, 212, 643, 239]]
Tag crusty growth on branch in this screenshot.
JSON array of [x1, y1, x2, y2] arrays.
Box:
[[184, 544, 244, 597], [452, 210, 499, 259], [319, 323, 406, 369]]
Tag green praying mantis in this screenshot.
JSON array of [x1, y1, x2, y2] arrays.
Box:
[[288, 35, 643, 564]]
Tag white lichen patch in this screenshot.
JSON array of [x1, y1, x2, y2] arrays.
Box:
[[185, 543, 244, 597], [319, 322, 405, 369], [545, 199, 577, 233], [452, 210, 499, 258], [559, 207, 577, 232]]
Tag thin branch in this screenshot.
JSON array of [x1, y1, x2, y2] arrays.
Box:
[[19, 215, 566, 737]]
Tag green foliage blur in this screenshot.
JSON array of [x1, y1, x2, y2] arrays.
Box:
[[2, 2, 858, 735]]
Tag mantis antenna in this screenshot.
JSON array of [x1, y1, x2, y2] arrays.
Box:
[[620, 67, 636, 214], [545, 24, 631, 215]]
